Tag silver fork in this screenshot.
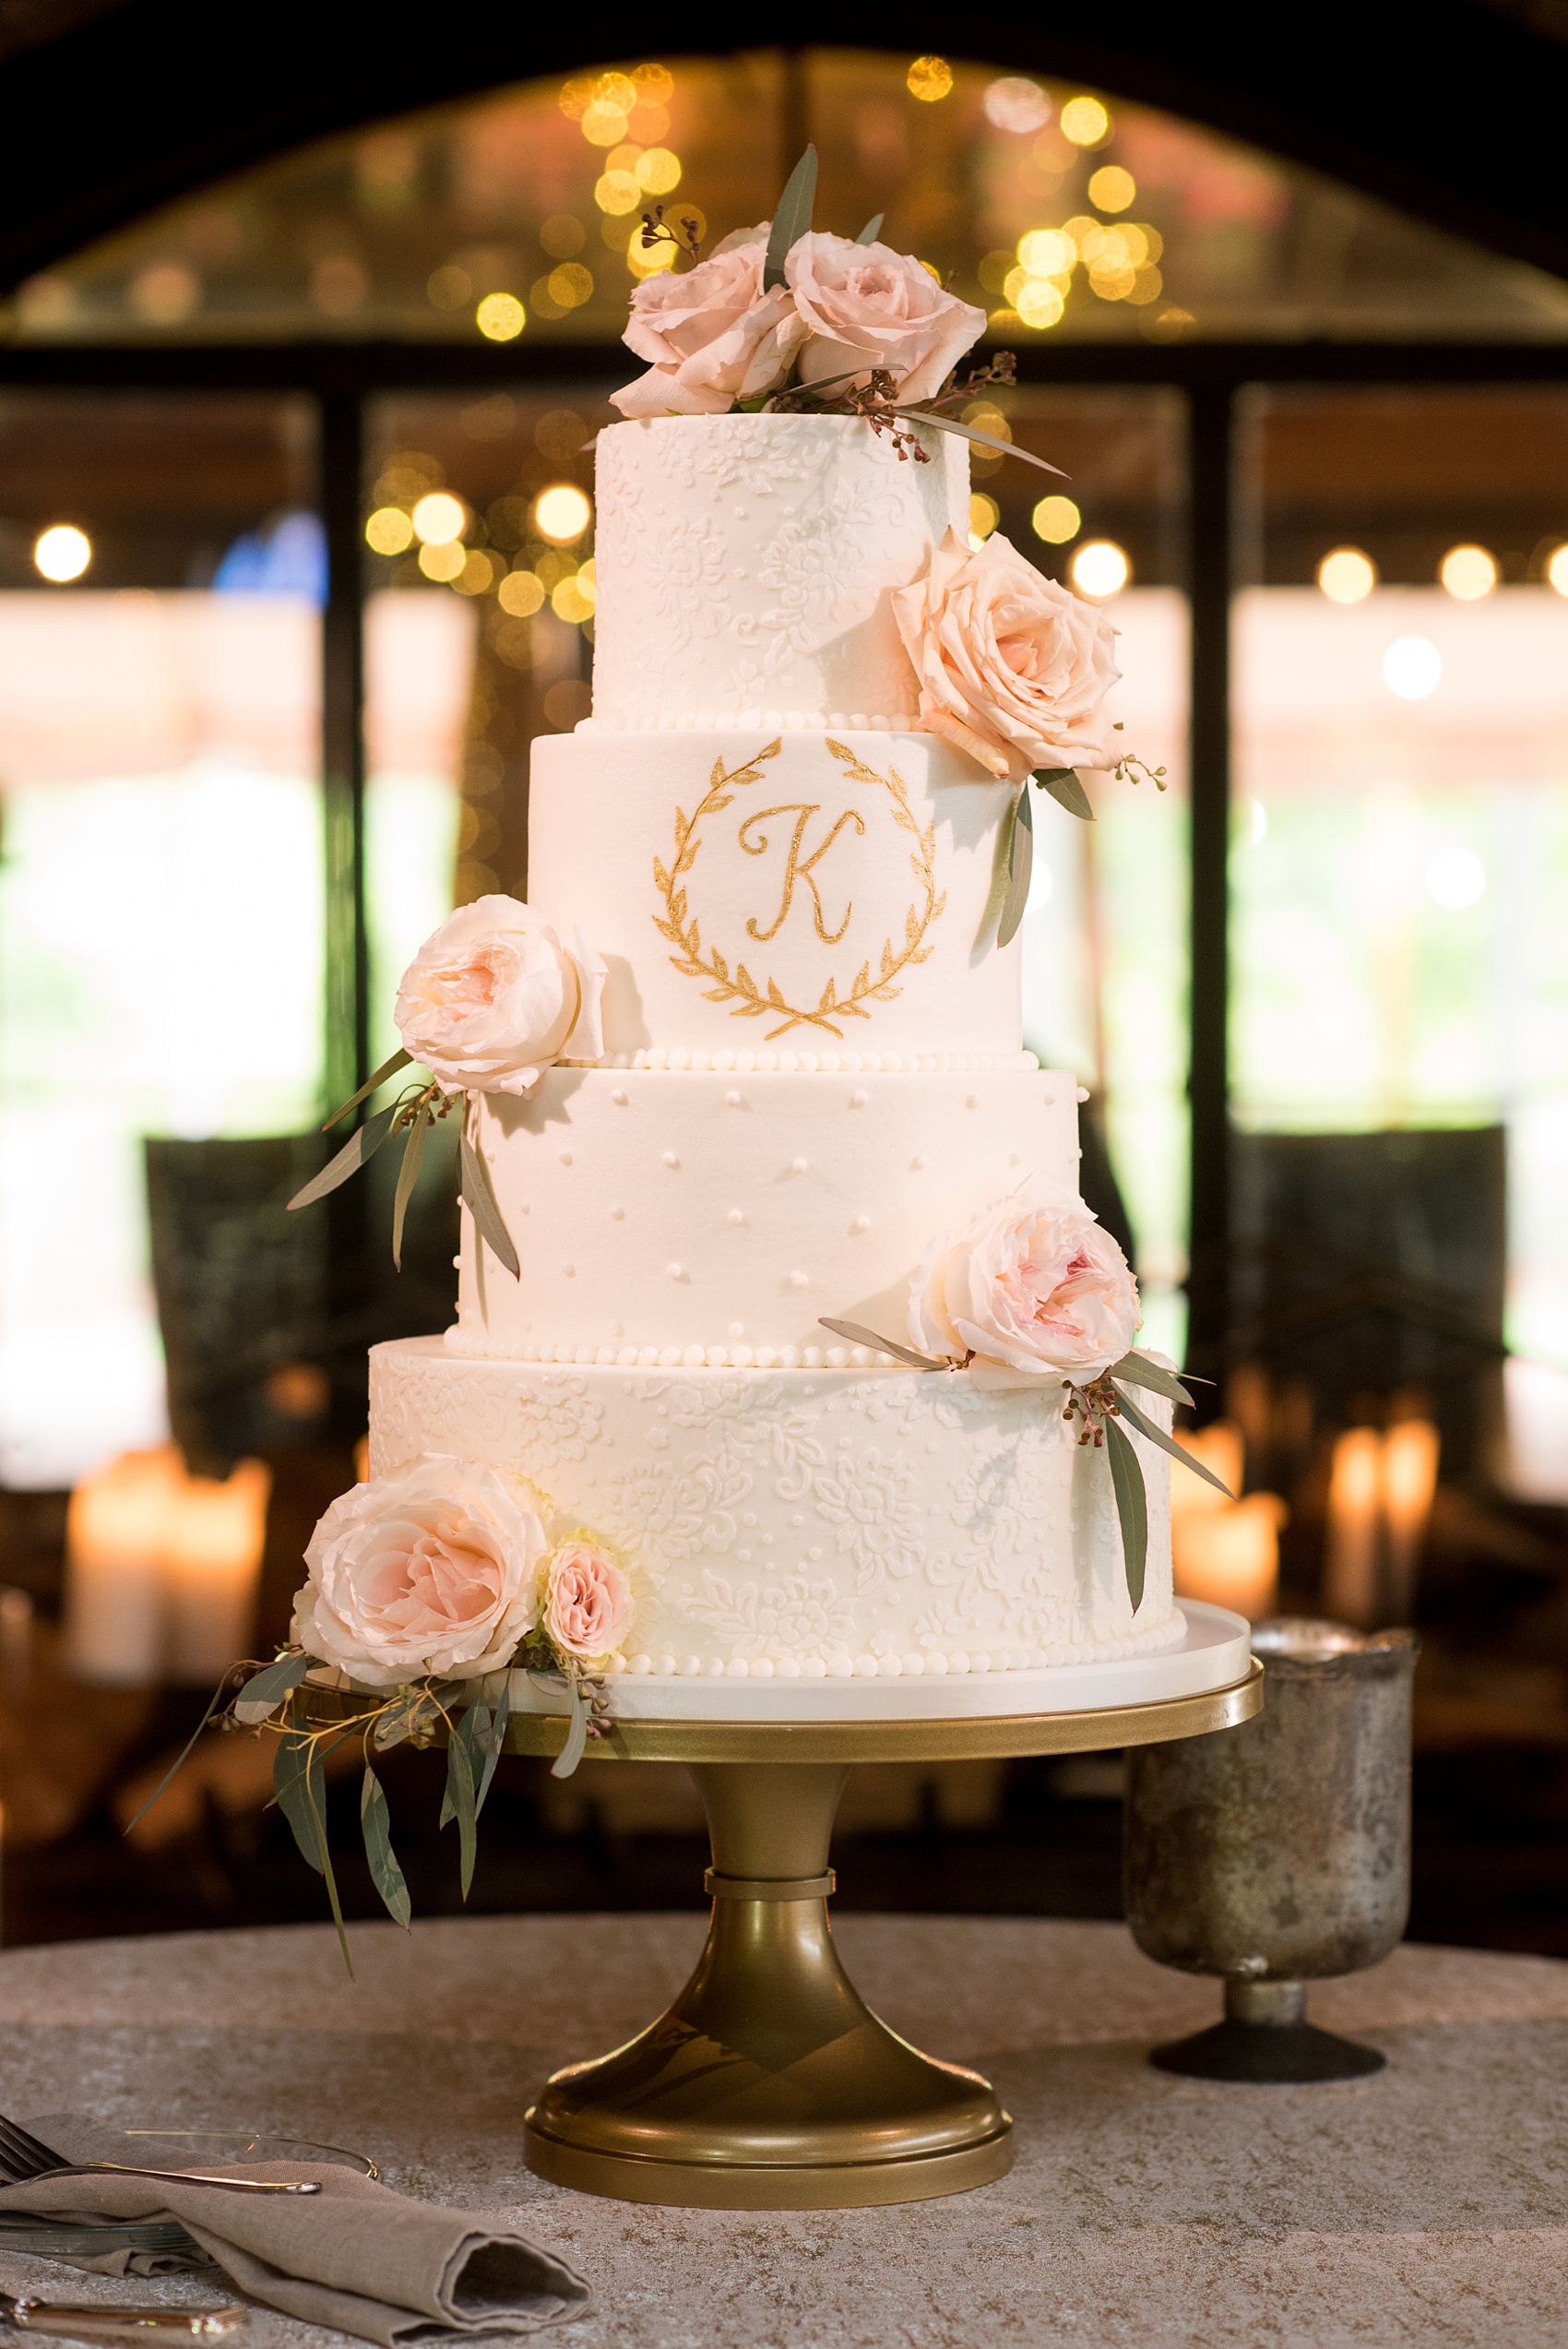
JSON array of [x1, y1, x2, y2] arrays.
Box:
[[0, 2115, 321, 2199]]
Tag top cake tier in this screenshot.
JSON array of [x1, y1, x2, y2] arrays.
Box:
[[587, 413, 968, 730]]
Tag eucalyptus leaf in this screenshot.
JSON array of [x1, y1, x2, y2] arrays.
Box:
[[1105, 1350, 1194, 1408], [459, 1126, 521, 1277], [323, 1046, 411, 1133], [474, 1680, 510, 1818], [272, 1732, 352, 1973], [289, 1102, 398, 1212], [360, 1764, 410, 1929], [997, 784, 1034, 950], [1036, 767, 1096, 822], [1112, 1384, 1235, 1498], [390, 1111, 429, 1272], [443, 1711, 479, 1897], [438, 1700, 485, 1828], [891, 409, 1067, 476], [764, 146, 817, 290], [233, 1651, 310, 1726], [122, 1669, 232, 1834], [1102, 1415, 1148, 1612], [551, 1679, 591, 1781], [855, 212, 884, 244], [817, 1316, 948, 1372], [373, 1687, 439, 1752]]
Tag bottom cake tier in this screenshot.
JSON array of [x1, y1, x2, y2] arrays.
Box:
[[371, 1337, 1179, 1680]]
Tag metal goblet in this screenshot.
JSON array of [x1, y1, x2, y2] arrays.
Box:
[[1123, 1619, 1418, 2082]]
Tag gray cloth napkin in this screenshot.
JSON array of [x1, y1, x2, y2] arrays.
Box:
[[0, 2117, 589, 2343]]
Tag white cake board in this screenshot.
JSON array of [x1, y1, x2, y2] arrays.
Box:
[[506, 1603, 1249, 1723]]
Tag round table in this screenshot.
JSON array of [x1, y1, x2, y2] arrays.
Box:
[[0, 1915, 1565, 2348]]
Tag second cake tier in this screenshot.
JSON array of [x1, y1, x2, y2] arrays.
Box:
[[453, 1064, 1079, 1363]]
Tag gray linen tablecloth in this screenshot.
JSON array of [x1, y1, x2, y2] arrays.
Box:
[[0, 1914, 1565, 2348]]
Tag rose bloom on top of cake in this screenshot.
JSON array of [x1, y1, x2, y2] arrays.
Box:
[[142, 149, 1216, 1960]]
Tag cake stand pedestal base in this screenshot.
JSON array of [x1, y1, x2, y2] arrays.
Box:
[[509, 1670, 1263, 2209]]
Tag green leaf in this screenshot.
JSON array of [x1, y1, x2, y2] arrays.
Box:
[[817, 1317, 949, 1372], [459, 1124, 521, 1279], [122, 1669, 232, 1835], [323, 1046, 412, 1132], [1112, 1385, 1236, 1499], [443, 1709, 480, 1898], [1036, 768, 1095, 822], [997, 784, 1033, 949], [390, 1110, 429, 1272], [764, 145, 817, 290], [890, 409, 1067, 476], [273, 1730, 354, 1974], [1102, 1415, 1148, 1613], [1105, 1350, 1194, 1408], [551, 1679, 591, 1781], [360, 1765, 411, 1929], [289, 1101, 398, 1211], [855, 212, 884, 244], [233, 1651, 310, 1726], [474, 1681, 510, 1818]]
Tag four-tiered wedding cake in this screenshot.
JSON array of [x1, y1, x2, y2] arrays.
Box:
[[365, 402, 1182, 1698]]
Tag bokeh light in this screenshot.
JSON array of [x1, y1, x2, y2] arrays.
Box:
[[364, 507, 414, 555], [1439, 543, 1497, 601], [1548, 543, 1568, 596], [907, 55, 954, 101], [1017, 228, 1075, 277], [968, 492, 1000, 543], [33, 524, 90, 581], [539, 215, 586, 258], [1014, 279, 1066, 328], [1060, 97, 1111, 145], [983, 77, 1051, 133], [426, 264, 470, 311], [411, 491, 466, 545], [454, 551, 494, 597], [535, 483, 592, 544], [595, 171, 640, 215], [498, 568, 546, 617], [552, 569, 595, 623], [1071, 539, 1129, 597], [129, 262, 201, 324], [548, 264, 594, 310], [475, 292, 525, 341], [1317, 546, 1377, 602], [418, 540, 466, 582], [1032, 495, 1082, 543], [1087, 165, 1135, 212], [636, 149, 683, 194], [1427, 846, 1486, 909], [1384, 635, 1442, 699]]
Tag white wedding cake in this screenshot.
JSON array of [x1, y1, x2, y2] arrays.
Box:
[[366, 410, 1182, 1697]]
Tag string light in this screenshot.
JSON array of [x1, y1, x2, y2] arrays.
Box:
[[1032, 495, 1081, 544], [475, 292, 524, 341], [33, 524, 90, 580], [1071, 540, 1129, 597], [364, 507, 413, 555], [1439, 543, 1496, 601], [907, 55, 954, 101], [1317, 547, 1376, 602], [1060, 96, 1111, 145], [534, 484, 592, 544], [411, 492, 465, 545]]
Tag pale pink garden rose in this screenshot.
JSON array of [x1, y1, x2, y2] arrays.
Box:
[[611, 229, 807, 418], [786, 233, 985, 403], [909, 1177, 1140, 1388], [395, 895, 606, 1097], [295, 1456, 545, 1688], [544, 1539, 633, 1662], [891, 531, 1121, 781]]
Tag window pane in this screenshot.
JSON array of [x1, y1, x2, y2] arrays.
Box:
[[0, 394, 320, 1485], [14, 52, 1562, 347], [1232, 388, 1568, 1425]]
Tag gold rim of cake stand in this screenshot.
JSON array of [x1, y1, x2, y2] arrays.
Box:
[[295, 1666, 1262, 2209], [491, 1658, 1264, 1763]]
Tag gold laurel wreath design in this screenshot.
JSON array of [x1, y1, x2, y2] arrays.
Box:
[[653, 736, 945, 1041]]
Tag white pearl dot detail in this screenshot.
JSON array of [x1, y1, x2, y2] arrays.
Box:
[[662, 1151, 680, 1167]]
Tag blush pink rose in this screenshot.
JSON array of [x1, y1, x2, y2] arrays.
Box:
[[611, 230, 807, 418], [544, 1539, 633, 1662], [892, 531, 1122, 781], [295, 1456, 545, 1688], [786, 233, 985, 402], [909, 1177, 1140, 1387], [395, 895, 606, 1097]]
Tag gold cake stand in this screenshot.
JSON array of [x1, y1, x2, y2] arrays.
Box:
[[496, 1667, 1263, 2211]]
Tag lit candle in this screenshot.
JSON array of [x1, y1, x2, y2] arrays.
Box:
[[1324, 1426, 1383, 1627], [1384, 1417, 1439, 1623], [164, 1459, 271, 1685], [1173, 1492, 1286, 1621], [1168, 1421, 1245, 1522], [64, 1447, 184, 1687]]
